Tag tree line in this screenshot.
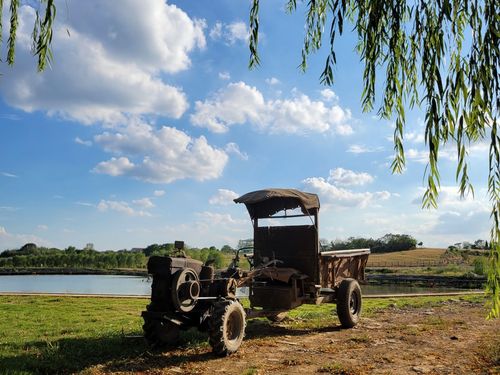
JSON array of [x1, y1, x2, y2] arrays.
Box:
[[323, 234, 418, 253], [0, 242, 235, 270]]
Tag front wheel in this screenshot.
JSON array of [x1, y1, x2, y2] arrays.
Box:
[[336, 278, 362, 328], [208, 300, 246, 356]]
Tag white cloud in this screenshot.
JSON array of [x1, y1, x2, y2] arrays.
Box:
[[0, 226, 51, 249], [75, 201, 95, 207], [75, 137, 92, 146], [154, 190, 165, 197], [328, 168, 374, 187], [209, 189, 239, 205], [225, 142, 248, 160], [36, 225, 48, 231], [302, 177, 391, 208], [93, 157, 135, 177], [132, 197, 155, 209], [97, 200, 151, 217], [219, 71, 231, 80], [347, 144, 384, 154], [210, 21, 249, 44], [405, 131, 425, 144], [265, 77, 280, 85], [209, 22, 223, 39], [0, 0, 206, 125], [1, 172, 18, 178], [320, 89, 338, 102], [191, 82, 353, 135], [93, 122, 228, 183], [195, 211, 247, 227]]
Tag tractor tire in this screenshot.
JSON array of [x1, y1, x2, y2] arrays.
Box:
[[336, 278, 362, 328], [143, 318, 180, 348], [208, 300, 246, 356], [267, 312, 288, 323]]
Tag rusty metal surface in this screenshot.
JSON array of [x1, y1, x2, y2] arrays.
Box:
[[234, 188, 319, 219], [319, 253, 369, 288]]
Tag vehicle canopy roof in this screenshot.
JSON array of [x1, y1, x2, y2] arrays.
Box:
[[234, 188, 320, 219]]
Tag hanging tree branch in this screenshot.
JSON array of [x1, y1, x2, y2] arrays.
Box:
[[250, 0, 499, 318], [1, 0, 56, 71]]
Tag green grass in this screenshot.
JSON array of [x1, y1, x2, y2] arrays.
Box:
[[0, 294, 485, 374]]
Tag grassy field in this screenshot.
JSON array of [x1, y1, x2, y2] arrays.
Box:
[[0, 294, 487, 374], [367, 248, 447, 265]]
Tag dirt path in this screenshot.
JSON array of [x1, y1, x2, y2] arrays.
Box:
[[97, 299, 499, 375]]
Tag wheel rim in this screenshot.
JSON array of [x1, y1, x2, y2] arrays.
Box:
[[349, 291, 359, 315], [226, 310, 243, 343]]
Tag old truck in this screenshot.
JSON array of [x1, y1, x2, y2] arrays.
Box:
[[142, 188, 370, 356]]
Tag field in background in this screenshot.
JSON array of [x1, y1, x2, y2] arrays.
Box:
[[367, 248, 447, 266]]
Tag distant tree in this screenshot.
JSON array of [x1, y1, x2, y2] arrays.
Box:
[[84, 243, 94, 251], [221, 245, 235, 253], [20, 243, 37, 253], [65, 246, 76, 253]]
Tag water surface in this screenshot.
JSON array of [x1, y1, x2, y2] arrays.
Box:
[[0, 274, 476, 296]]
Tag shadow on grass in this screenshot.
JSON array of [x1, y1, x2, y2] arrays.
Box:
[[0, 321, 344, 374]]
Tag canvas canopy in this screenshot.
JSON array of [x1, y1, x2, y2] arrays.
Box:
[[234, 188, 320, 219]]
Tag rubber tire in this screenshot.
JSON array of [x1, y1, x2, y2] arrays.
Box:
[[336, 278, 362, 328], [143, 318, 180, 348], [208, 300, 246, 356], [266, 312, 288, 323]]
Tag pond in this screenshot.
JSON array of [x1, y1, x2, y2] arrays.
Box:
[[0, 274, 478, 296]]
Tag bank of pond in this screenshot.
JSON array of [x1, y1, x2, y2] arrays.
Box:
[[0, 274, 484, 297]]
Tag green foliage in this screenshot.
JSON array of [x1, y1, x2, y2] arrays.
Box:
[[473, 257, 488, 276], [330, 233, 417, 253], [0, 246, 146, 269], [186, 246, 225, 269], [1, 0, 55, 71], [143, 243, 175, 257], [249, 0, 499, 318]]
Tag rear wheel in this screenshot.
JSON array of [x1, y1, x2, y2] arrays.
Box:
[[208, 300, 246, 356], [143, 317, 180, 348], [336, 278, 362, 328]]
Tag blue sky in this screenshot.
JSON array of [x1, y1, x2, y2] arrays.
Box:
[[0, 0, 491, 251]]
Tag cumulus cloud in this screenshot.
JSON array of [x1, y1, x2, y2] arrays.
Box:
[[328, 168, 374, 187], [209, 189, 239, 205], [303, 177, 391, 208], [210, 21, 249, 44], [190, 82, 353, 135], [75, 137, 92, 146], [265, 77, 280, 85], [92, 122, 228, 183], [0, 226, 6, 235], [0, 0, 206, 125], [97, 200, 151, 217], [36, 225, 49, 231], [132, 198, 155, 209], [347, 144, 384, 154], [225, 142, 248, 160], [154, 190, 165, 197], [320, 89, 338, 102], [219, 71, 231, 80]]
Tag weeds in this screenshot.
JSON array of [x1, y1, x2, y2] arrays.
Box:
[[317, 362, 358, 374]]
